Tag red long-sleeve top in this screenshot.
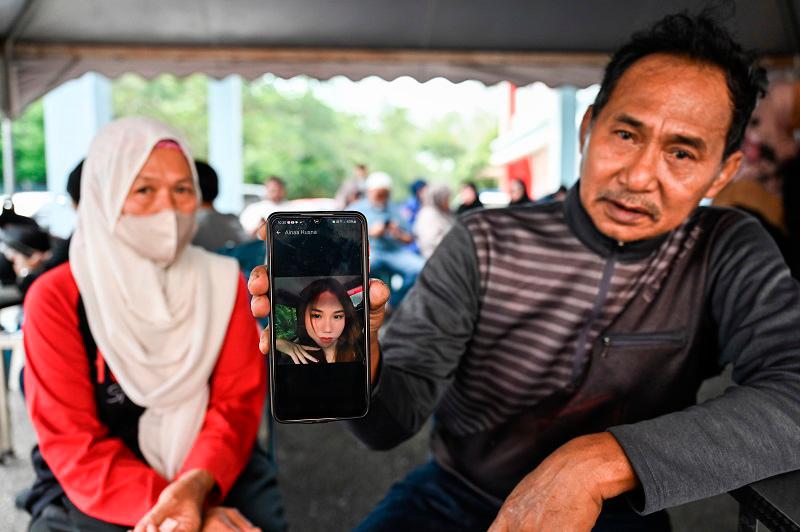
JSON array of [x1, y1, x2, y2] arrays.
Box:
[[23, 263, 265, 526]]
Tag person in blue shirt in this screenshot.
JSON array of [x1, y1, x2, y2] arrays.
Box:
[[401, 178, 427, 227], [347, 172, 425, 308]]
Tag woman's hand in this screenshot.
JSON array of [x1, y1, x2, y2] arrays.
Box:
[[276, 338, 320, 364], [248, 266, 390, 383], [133, 469, 215, 532], [201, 507, 260, 531]]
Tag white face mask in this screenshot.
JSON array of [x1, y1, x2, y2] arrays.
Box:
[[115, 210, 197, 267]]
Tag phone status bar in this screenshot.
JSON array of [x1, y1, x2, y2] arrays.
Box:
[[274, 219, 357, 225]]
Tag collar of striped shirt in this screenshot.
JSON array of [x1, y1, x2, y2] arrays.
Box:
[[564, 183, 669, 262]]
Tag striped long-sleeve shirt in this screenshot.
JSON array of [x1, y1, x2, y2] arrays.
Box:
[[349, 185, 800, 514]]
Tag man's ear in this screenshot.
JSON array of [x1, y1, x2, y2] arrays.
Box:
[[705, 150, 743, 199], [579, 106, 594, 153]]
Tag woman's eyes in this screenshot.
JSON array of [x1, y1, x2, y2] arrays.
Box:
[[133, 184, 194, 196], [311, 312, 344, 320]]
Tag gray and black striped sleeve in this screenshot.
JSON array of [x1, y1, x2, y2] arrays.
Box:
[[347, 222, 481, 449], [610, 215, 800, 514]]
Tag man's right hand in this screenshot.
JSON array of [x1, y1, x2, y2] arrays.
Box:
[[247, 266, 390, 382]]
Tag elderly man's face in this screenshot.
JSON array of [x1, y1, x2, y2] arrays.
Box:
[[579, 54, 743, 242], [367, 188, 390, 206]]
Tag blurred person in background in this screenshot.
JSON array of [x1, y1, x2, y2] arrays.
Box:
[[348, 172, 424, 307], [335, 163, 370, 209], [455, 181, 483, 215], [1, 160, 83, 298], [193, 160, 249, 251], [508, 178, 532, 205], [413, 184, 454, 259], [713, 80, 800, 276], [335, 178, 362, 210], [401, 178, 428, 227], [22, 116, 284, 532], [239, 176, 288, 235]]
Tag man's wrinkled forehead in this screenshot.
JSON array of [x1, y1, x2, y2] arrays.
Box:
[[596, 54, 733, 154]]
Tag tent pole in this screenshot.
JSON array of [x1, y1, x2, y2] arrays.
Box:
[[1, 116, 14, 195]]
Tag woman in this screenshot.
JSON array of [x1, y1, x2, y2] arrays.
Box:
[[508, 178, 532, 205], [23, 117, 283, 531], [277, 278, 362, 364], [455, 181, 483, 214], [413, 184, 455, 259]]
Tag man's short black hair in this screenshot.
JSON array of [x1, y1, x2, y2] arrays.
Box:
[[266, 175, 286, 188], [591, 12, 767, 159], [195, 160, 219, 203], [66, 160, 84, 205]]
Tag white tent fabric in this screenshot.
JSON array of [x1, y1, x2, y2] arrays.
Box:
[[1, 0, 798, 118]]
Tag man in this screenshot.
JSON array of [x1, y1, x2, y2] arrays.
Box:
[[192, 161, 250, 251], [239, 175, 289, 235], [348, 172, 425, 307], [250, 13, 800, 531]]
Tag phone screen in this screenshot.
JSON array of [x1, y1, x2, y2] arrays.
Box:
[[267, 212, 370, 422]]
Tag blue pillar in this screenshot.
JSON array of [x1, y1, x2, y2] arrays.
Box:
[[558, 86, 578, 187], [43, 73, 112, 194], [208, 76, 243, 214]]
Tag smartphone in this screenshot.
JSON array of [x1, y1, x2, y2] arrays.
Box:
[[267, 211, 370, 422]]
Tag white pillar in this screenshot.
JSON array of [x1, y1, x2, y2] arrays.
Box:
[[208, 76, 243, 214], [558, 86, 578, 188], [1, 117, 13, 194], [43, 73, 112, 194]]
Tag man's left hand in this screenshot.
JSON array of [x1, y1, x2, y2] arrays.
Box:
[[488, 432, 638, 532]]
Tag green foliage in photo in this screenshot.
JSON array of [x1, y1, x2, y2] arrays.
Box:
[[274, 304, 297, 340]]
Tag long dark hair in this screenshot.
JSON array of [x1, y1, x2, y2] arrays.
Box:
[[295, 278, 362, 363]]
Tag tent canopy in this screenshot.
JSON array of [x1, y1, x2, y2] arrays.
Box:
[[1, 0, 799, 117]]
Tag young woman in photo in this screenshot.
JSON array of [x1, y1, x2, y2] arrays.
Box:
[[277, 278, 363, 364]]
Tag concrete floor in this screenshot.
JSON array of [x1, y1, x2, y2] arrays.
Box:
[[1, 393, 37, 532], [1, 372, 744, 532], [273, 421, 740, 532]]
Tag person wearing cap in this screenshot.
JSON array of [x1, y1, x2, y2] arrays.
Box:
[[347, 172, 425, 307]]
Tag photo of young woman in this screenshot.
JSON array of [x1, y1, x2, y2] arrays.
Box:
[[276, 277, 364, 365]]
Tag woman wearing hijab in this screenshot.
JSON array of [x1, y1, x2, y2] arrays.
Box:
[[23, 117, 283, 531], [508, 178, 532, 205], [455, 182, 483, 215]]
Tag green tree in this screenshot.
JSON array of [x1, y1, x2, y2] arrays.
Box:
[[0, 100, 47, 190], [112, 74, 209, 159], [2, 74, 499, 202], [243, 80, 362, 198]]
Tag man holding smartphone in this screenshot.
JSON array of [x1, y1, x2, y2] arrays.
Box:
[[250, 12, 800, 532]]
